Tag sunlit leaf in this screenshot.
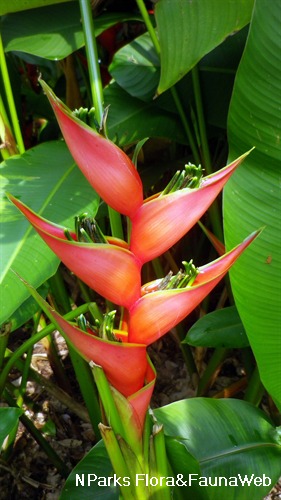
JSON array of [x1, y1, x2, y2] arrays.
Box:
[[224, 0, 281, 410]]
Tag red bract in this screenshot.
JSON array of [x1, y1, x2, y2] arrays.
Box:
[[128, 232, 259, 345], [51, 309, 148, 398], [8, 194, 141, 309], [36, 301, 156, 436], [40, 80, 143, 218], [130, 152, 250, 264]]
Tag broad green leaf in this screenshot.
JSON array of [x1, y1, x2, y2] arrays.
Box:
[[0, 141, 99, 326], [104, 82, 188, 146], [164, 437, 208, 500], [155, 398, 281, 500], [224, 0, 281, 410], [1, 5, 141, 60], [109, 32, 160, 101], [155, 0, 254, 94], [184, 306, 249, 348], [0, 0, 75, 15], [0, 408, 23, 449], [60, 439, 119, 499]]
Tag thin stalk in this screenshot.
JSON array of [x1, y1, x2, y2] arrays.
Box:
[[99, 424, 136, 500], [244, 365, 265, 406], [0, 34, 25, 154], [170, 87, 201, 165], [0, 303, 90, 397], [68, 343, 101, 439], [79, 0, 104, 126], [39, 314, 72, 394], [197, 348, 228, 396], [135, 0, 200, 163], [3, 389, 70, 478], [16, 311, 42, 408], [5, 349, 92, 423], [79, 0, 123, 239], [0, 323, 10, 369], [191, 65, 223, 240], [153, 424, 170, 499], [90, 362, 125, 438], [48, 267, 72, 314], [143, 412, 152, 475], [176, 324, 199, 384]]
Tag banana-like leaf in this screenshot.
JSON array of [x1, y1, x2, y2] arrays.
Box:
[[0, 408, 23, 449], [104, 83, 189, 146], [60, 440, 119, 499], [155, 0, 254, 94], [223, 0, 281, 410], [184, 306, 249, 348], [155, 398, 281, 500], [0, 0, 75, 15], [1, 5, 140, 60], [0, 141, 99, 326], [109, 32, 160, 101]]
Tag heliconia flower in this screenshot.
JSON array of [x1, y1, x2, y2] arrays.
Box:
[[8, 194, 141, 309], [129, 151, 251, 264], [40, 80, 143, 218], [51, 308, 149, 398], [110, 359, 156, 443], [128, 359, 155, 435], [128, 231, 259, 345]]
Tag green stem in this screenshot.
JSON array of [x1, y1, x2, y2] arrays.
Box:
[[135, 0, 200, 163], [191, 65, 223, 240], [48, 267, 72, 314], [0, 34, 25, 154], [79, 0, 104, 126], [170, 87, 201, 164], [0, 323, 10, 369], [3, 389, 69, 478], [244, 365, 265, 406], [69, 344, 101, 439], [79, 0, 123, 239], [99, 424, 136, 500], [5, 349, 93, 423], [90, 363, 125, 438], [153, 424, 170, 499], [197, 348, 228, 396], [0, 304, 90, 397], [176, 323, 199, 383]]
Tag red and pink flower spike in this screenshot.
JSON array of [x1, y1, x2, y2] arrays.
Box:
[[40, 80, 143, 218], [8, 194, 141, 309], [128, 231, 259, 345], [130, 152, 251, 264]]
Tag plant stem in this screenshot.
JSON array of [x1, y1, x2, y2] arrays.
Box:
[[0, 323, 10, 369], [191, 65, 223, 240], [79, 0, 104, 126], [3, 389, 70, 478], [90, 362, 125, 438], [0, 34, 25, 154], [135, 0, 200, 163], [79, 0, 123, 239], [244, 365, 265, 406], [5, 349, 93, 422], [197, 348, 228, 396]]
